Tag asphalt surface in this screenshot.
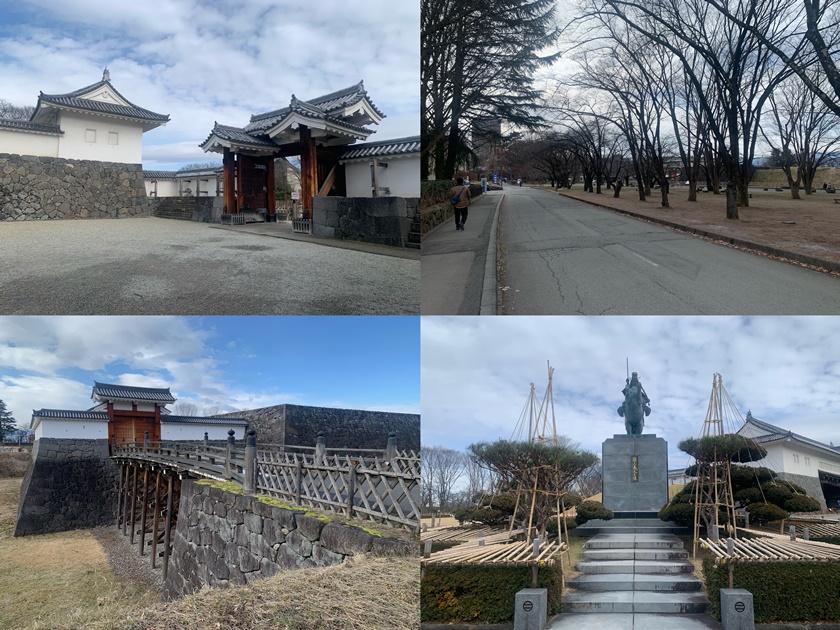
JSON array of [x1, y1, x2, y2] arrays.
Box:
[[0, 217, 419, 315], [420, 191, 501, 315], [499, 187, 840, 315]]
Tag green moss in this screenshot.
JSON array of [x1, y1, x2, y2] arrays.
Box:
[[350, 524, 383, 537]]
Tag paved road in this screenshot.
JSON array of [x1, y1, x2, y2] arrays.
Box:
[[0, 218, 419, 315], [500, 187, 840, 315], [420, 192, 501, 315]]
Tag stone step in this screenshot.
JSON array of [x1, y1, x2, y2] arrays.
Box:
[[562, 591, 710, 614], [577, 560, 695, 575], [584, 534, 685, 550], [582, 548, 689, 561], [566, 573, 702, 592]]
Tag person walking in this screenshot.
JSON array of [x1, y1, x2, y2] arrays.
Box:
[[449, 177, 471, 231]]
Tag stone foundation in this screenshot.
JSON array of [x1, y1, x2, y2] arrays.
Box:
[[602, 435, 669, 513], [776, 472, 828, 509], [15, 438, 118, 536], [164, 480, 413, 598], [0, 153, 149, 221], [312, 197, 420, 247]]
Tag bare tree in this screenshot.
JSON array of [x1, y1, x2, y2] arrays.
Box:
[[421, 445, 465, 511], [0, 99, 34, 120], [172, 402, 199, 416], [574, 461, 603, 498]]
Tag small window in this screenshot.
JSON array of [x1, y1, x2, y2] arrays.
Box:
[[85, 129, 96, 143], [793, 454, 800, 464], [108, 131, 119, 145]]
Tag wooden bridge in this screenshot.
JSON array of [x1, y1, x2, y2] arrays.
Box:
[[111, 430, 421, 579]]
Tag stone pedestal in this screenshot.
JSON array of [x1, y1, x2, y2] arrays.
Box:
[[514, 588, 547, 630], [602, 435, 668, 513], [720, 588, 754, 630]]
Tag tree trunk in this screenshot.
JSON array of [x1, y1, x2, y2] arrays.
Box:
[[660, 180, 670, 208], [726, 180, 739, 219]]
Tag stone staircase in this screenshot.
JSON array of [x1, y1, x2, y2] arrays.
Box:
[[153, 197, 195, 221], [564, 529, 710, 615], [407, 206, 421, 249]]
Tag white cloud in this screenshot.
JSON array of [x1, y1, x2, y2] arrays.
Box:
[[1, 0, 419, 169]]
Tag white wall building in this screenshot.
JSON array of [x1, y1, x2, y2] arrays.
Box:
[[737, 412, 840, 509], [0, 69, 168, 164], [339, 136, 420, 198]]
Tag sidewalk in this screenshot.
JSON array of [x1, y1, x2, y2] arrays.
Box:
[[209, 219, 420, 261], [420, 191, 503, 315], [552, 186, 840, 275]]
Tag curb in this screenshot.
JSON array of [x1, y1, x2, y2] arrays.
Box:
[[480, 194, 504, 316], [553, 190, 840, 276]]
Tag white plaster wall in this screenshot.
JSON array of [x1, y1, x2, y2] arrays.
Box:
[[145, 179, 180, 197], [36, 419, 108, 439], [57, 111, 144, 163], [344, 156, 419, 198], [137, 402, 155, 412], [113, 401, 132, 410], [743, 441, 840, 479], [161, 423, 242, 441], [0, 129, 59, 157]]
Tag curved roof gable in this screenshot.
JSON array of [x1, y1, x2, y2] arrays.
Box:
[[32, 76, 169, 131], [91, 381, 176, 404]]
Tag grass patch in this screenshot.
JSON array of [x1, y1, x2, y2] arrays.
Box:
[[78, 555, 419, 630], [0, 476, 158, 630], [0, 450, 31, 478]]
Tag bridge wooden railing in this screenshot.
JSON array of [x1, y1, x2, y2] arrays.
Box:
[[111, 430, 421, 531]]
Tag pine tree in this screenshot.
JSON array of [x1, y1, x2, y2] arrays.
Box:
[[0, 399, 17, 441]]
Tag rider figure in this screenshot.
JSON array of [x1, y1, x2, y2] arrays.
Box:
[[622, 372, 651, 416]]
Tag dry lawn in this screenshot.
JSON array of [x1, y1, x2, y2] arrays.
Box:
[[551, 185, 840, 267], [0, 452, 420, 630], [0, 449, 31, 478]]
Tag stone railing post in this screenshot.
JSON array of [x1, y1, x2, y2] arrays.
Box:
[[204, 431, 209, 449], [225, 429, 235, 479], [315, 431, 326, 466], [244, 429, 256, 494], [386, 431, 397, 462]]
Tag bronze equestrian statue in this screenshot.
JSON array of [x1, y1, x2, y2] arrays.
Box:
[[617, 371, 651, 436]]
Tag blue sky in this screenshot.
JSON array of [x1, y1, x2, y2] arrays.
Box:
[[0, 316, 420, 427], [422, 316, 840, 471], [0, 0, 419, 170]]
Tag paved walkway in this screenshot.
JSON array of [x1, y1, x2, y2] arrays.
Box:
[[420, 192, 502, 315]]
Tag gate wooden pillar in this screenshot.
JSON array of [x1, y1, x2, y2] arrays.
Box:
[[223, 148, 236, 214], [299, 126, 318, 218], [267, 157, 276, 218]]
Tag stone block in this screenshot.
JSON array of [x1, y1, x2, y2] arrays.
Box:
[[514, 588, 547, 630], [720, 589, 754, 630], [237, 547, 261, 573], [311, 543, 345, 567], [602, 435, 668, 512], [370, 536, 413, 557], [286, 530, 313, 558], [320, 523, 373, 556], [261, 517, 286, 546], [295, 514, 326, 541], [244, 511, 263, 534]]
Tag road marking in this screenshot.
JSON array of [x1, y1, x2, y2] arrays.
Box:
[[631, 252, 659, 267]]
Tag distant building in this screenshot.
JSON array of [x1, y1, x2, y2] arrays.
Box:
[[0, 69, 168, 164], [737, 412, 840, 509], [31, 382, 246, 444]]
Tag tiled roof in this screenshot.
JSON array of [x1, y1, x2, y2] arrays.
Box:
[[740, 413, 839, 458], [245, 81, 383, 133], [32, 409, 109, 420], [163, 415, 248, 425], [143, 170, 177, 179], [92, 382, 176, 403], [201, 122, 279, 148], [339, 135, 420, 161], [0, 118, 62, 134], [38, 93, 170, 122]]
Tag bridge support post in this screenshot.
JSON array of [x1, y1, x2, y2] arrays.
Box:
[[129, 463, 138, 544], [386, 431, 397, 462], [144, 431, 149, 455], [163, 473, 174, 582], [151, 469, 161, 568], [244, 429, 257, 494], [116, 462, 124, 531], [315, 431, 326, 466], [139, 466, 149, 556], [225, 430, 235, 480]]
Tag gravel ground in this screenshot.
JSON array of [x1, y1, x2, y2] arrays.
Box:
[[0, 217, 420, 314], [90, 525, 164, 593]]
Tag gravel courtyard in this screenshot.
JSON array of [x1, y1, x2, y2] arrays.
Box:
[[0, 218, 420, 314]]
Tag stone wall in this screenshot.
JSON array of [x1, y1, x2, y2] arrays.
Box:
[[15, 438, 119, 536], [0, 153, 149, 221], [165, 480, 413, 598], [312, 197, 420, 247], [217, 404, 420, 452], [777, 472, 828, 509]]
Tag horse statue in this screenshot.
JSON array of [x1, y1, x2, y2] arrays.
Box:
[[617, 371, 651, 436]]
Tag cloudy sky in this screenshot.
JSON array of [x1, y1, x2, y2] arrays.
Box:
[[422, 316, 840, 471], [0, 0, 419, 170], [0, 316, 420, 430]]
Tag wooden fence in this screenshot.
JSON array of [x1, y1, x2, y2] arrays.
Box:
[[111, 430, 421, 531]]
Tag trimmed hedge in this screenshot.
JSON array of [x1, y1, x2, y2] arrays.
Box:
[[575, 500, 614, 525], [421, 179, 456, 206], [813, 537, 840, 546], [703, 558, 840, 622], [421, 563, 563, 623]]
